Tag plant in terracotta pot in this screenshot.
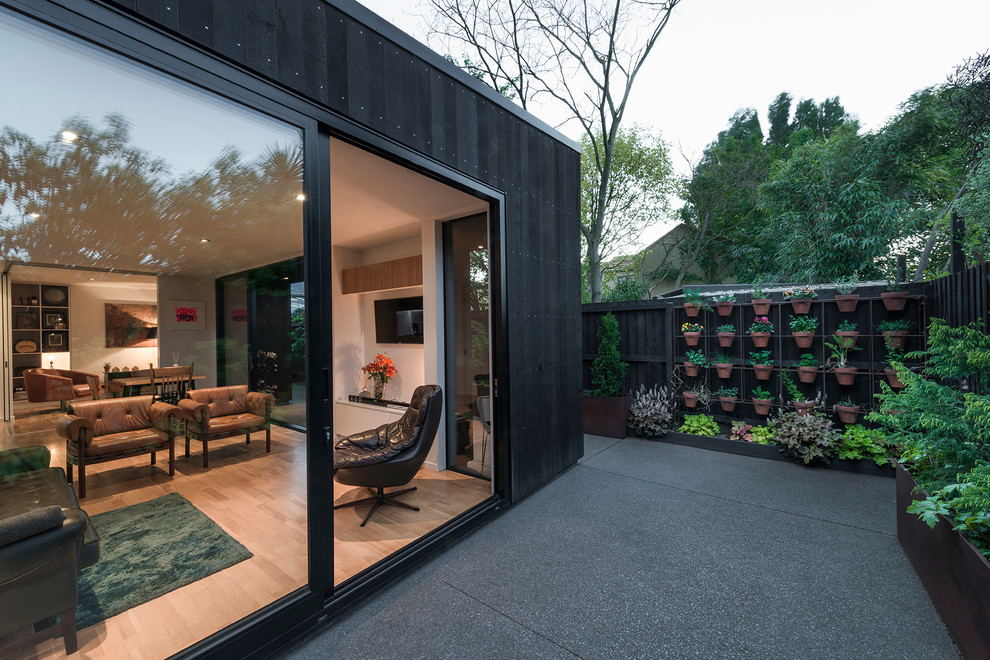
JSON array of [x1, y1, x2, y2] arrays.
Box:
[[716, 323, 735, 348], [834, 398, 861, 424], [781, 371, 815, 415], [681, 321, 703, 347], [684, 349, 708, 377], [749, 349, 773, 380], [627, 384, 674, 438], [716, 386, 738, 412], [877, 318, 912, 350], [881, 279, 908, 311], [833, 319, 859, 349], [751, 280, 772, 315], [712, 354, 734, 379], [682, 383, 710, 410], [788, 314, 818, 348], [713, 292, 736, 316], [747, 316, 773, 347], [683, 289, 712, 317], [825, 338, 861, 385], [751, 386, 773, 416], [782, 285, 816, 314], [883, 347, 907, 389], [833, 274, 860, 312], [583, 312, 632, 438], [796, 353, 819, 383]]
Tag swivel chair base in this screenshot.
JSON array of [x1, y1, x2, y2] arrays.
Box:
[[333, 486, 419, 527]]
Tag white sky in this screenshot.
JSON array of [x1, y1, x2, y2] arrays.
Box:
[[362, 0, 990, 246]]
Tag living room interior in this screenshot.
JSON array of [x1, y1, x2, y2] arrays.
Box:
[[0, 9, 495, 658]]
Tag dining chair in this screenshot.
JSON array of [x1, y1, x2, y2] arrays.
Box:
[[150, 362, 194, 405]]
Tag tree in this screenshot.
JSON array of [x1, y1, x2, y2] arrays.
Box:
[[424, 0, 683, 301], [766, 92, 792, 149]]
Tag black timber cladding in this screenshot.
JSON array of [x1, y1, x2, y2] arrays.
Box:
[[106, 0, 583, 499]]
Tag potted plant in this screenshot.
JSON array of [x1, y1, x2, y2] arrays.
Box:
[[884, 348, 906, 389], [582, 312, 632, 439], [751, 386, 773, 416], [683, 289, 711, 317], [682, 383, 710, 410], [833, 274, 860, 312], [788, 314, 818, 348], [796, 353, 819, 383], [749, 350, 773, 380], [834, 319, 859, 349], [681, 321, 703, 347], [713, 355, 733, 379], [627, 384, 674, 438], [716, 386, 738, 412], [781, 372, 815, 416], [713, 292, 736, 316], [782, 285, 816, 314], [716, 323, 735, 348], [877, 318, 912, 350], [747, 316, 773, 347], [751, 281, 772, 315], [826, 338, 861, 386], [881, 279, 908, 311], [362, 352, 398, 399], [834, 399, 861, 424], [684, 349, 707, 377]]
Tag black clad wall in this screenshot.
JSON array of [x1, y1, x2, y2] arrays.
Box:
[[105, 0, 583, 499]]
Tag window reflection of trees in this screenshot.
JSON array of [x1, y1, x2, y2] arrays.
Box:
[[0, 113, 302, 274]]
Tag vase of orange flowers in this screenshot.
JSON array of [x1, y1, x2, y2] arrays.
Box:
[[362, 353, 398, 400]]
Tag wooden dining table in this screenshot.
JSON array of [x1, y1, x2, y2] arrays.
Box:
[[112, 374, 205, 397]]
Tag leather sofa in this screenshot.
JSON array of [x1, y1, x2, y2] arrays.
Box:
[[0, 446, 100, 656], [23, 368, 102, 406], [56, 395, 182, 498], [178, 385, 275, 468]]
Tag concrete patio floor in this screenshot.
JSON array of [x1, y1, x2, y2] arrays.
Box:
[[281, 435, 959, 659]]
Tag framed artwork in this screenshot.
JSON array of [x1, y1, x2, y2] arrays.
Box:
[[45, 313, 63, 328], [105, 303, 158, 348], [169, 300, 206, 331]]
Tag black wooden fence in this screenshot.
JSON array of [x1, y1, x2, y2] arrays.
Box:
[[929, 262, 990, 329]]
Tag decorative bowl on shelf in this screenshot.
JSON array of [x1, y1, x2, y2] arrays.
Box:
[[15, 340, 37, 353]]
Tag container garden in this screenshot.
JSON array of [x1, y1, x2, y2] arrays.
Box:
[[683, 391, 699, 408], [834, 294, 860, 312], [684, 362, 700, 377], [752, 398, 772, 416], [683, 332, 701, 347], [797, 366, 818, 384], [834, 403, 860, 424], [718, 396, 737, 413], [684, 303, 701, 317], [834, 330, 859, 349], [790, 299, 812, 314], [884, 368, 905, 389], [716, 302, 734, 316], [793, 401, 815, 416], [833, 367, 857, 386], [749, 332, 770, 348], [792, 332, 814, 348], [753, 365, 773, 380], [717, 332, 734, 348], [751, 299, 772, 315], [881, 291, 908, 311], [582, 393, 632, 439], [715, 362, 733, 379], [882, 330, 908, 350]]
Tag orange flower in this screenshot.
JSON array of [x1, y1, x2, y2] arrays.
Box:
[[362, 353, 398, 383]]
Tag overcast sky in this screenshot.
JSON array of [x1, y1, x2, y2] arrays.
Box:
[[363, 0, 990, 245]]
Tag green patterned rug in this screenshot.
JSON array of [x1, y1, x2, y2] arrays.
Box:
[[76, 492, 253, 629]]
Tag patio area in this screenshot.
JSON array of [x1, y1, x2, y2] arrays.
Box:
[[282, 435, 959, 658]]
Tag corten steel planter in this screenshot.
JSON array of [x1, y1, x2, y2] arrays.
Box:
[[683, 332, 701, 347], [885, 368, 905, 389], [752, 398, 772, 416], [719, 396, 737, 413], [715, 363, 733, 379], [834, 330, 859, 349], [833, 367, 857, 386], [683, 392, 699, 408], [834, 294, 860, 312], [834, 404, 860, 424], [753, 365, 773, 381], [797, 366, 819, 384], [790, 299, 812, 314], [750, 332, 770, 348], [717, 332, 734, 348], [684, 303, 701, 317], [792, 332, 814, 348], [793, 401, 815, 416], [684, 362, 700, 377], [882, 330, 908, 350], [582, 394, 632, 439], [896, 465, 990, 658], [751, 299, 772, 315], [716, 302, 734, 316], [881, 291, 908, 311]]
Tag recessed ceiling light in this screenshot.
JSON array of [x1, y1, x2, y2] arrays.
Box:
[[477, 244, 485, 250], [89, 277, 95, 281], [200, 238, 210, 243], [282, 276, 290, 280], [295, 194, 306, 201], [28, 212, 41, 219], [60, 130, 78, 144]]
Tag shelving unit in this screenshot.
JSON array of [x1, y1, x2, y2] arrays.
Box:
[[11, 282, 70, 399]]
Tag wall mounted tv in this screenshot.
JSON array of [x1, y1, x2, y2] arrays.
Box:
[[374, 296, 424, 344]]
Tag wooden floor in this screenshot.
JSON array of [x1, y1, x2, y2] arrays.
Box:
[[1, 406, 491, 659]]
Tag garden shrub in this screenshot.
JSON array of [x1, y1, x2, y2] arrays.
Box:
[[628, 385, 673, 438], [590, 312, 628, 397], [772, 411, 839, 465], [907, 462, 990, 559], [750, 425, 775, 445], [729, 421, 774, 444], [837, 424, 892, 466], [678, 414, 719, 437]]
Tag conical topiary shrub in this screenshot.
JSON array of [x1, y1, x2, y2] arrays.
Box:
[[591, 312, 628, 397]]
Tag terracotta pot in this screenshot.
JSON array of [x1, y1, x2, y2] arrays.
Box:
[[750, 331, 770, 348], [715, 363, 733, 379], [752, 299, 772, 315], [797, 366, 818, 384], [684, 303, 701, 317], [684, 332, 701, 347], [684, 362, 700, 377], [792, 332, 814, 348], [833, 367, 857, 386], [790, 299, 812, 314], [719, 396, 737, 413], [752, 398, 772, 416], [885, 368, 905, 389], [835, 404, 861, 424], [881, 291, 907, 311], [834, 330, 859, 349], [683, 392, 699, 408], [717, 332, 734, 348], [716, 302, 734, 317], [793, 401, 815, 416], [882, 330, 908, 350], [753, 364, 773, 381], [834, 294, 860, 313]]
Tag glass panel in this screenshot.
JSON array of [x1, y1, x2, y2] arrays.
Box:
[[0, 10, 307, 657]]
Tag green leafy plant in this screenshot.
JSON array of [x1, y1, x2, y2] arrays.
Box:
[[780, 372, 804, 403], [837, 424, 892, 466], [590, 312, 628, 397], [884, 347, 905, 366], [886, 279, 904, 292], [907, 463, 990, 559], [772, 411, 840, 465], [877, 319, 913, 332], [836, 399, 855, 408], [797, 353, 818, 367], [751, 280, 766, 299], [627, 384, 674, 438], [749, 350, 772, 366], [716, 323, 735, 333], [684, 289, 713, 311], [752, 386, 772, 400], [748, 316, 773, 333], [750, 425, 775, 445], [681, 322, 704, 333], [712, 354, 733, 364], [678, 413, 719, 437], [837, 319, 857, 332], [716, 386, 738, 398], [685, 349, 708, 366], [713, 292, 736, 303], [825, 339, 860, 368], [782, 286, 816, 300], [788, 315, 818, 333], [835, 274, 859, 295]]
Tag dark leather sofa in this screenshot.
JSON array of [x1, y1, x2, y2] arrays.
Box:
[[0, 446, 100, 655]]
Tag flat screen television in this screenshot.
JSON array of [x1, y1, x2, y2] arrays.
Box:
[[374, 296, 424, 344]]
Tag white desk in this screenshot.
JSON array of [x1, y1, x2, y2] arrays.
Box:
[[333, 399, 405, 438]]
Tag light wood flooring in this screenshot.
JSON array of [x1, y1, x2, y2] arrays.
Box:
[[1, 405, 491, 659]]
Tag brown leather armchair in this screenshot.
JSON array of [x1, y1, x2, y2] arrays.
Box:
[[178, 385, 275, 468], [23, 368, 102, 407]]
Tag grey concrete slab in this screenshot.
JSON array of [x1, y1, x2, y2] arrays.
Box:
[[578, 434, 623, 464], [280, 437, 958, 660]]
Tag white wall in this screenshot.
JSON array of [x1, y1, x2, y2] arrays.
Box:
[[69, 281, 158, 374], [158, 274, 218, 387]]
